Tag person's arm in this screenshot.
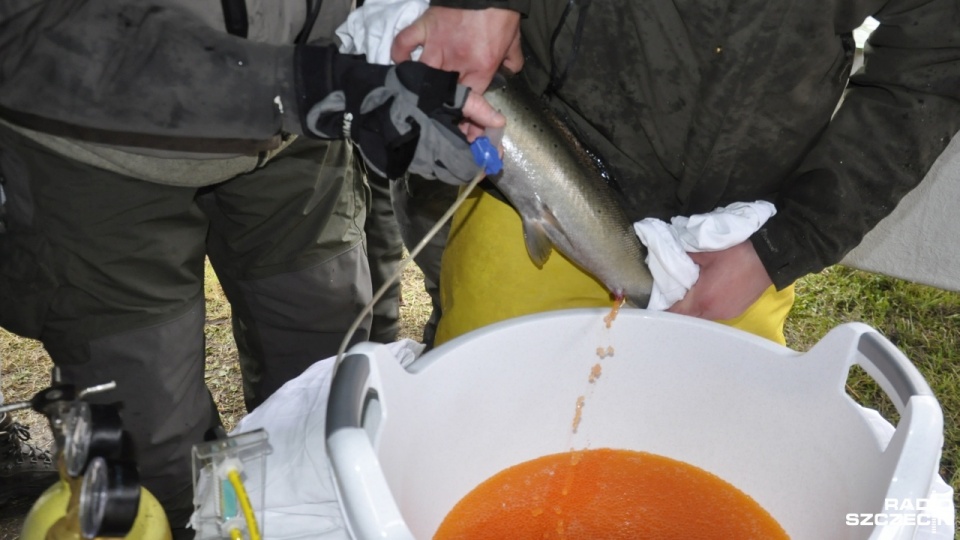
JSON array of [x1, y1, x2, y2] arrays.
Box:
[[752, 0, 960, 289], [0, 0, 297, 152], [0, 0, 503, 182], [673, 0, 960, 322]]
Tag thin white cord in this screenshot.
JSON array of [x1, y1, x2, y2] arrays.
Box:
[[336, 167, 489, 365]]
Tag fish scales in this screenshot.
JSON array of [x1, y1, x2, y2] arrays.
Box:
[[483, 76, 653, 307]]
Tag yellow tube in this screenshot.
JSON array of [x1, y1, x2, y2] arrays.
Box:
[[227, 469, 261, 540]]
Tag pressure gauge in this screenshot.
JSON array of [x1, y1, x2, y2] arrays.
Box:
[[77, 456, 141, 539], [63, 402, 93, 477], [79, 456, 109, 540]]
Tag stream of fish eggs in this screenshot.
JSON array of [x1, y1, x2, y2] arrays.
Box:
[[433, 301, 788, 539]]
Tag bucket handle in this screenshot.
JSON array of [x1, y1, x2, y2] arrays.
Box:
[[841, 325, 944, 539], [327, 349, 374, 438], [326, 346, 415, 540], [854, 330, 934, 411]]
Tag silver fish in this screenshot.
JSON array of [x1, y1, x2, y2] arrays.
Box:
[[483, 75, 653, 307]]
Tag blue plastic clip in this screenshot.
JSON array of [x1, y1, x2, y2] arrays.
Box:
[[470, 136, 503, 175]]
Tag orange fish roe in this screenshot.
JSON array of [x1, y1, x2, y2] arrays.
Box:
[[434, 448, 788, 540], [593, 346, 614, 359], [570, 396, 586, 433], [603, 297, 623, 328], [588, 363, 602, 383]]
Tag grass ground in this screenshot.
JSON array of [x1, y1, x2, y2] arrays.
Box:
[[1, 262, 957, 537], [787, 266, 960, 496]]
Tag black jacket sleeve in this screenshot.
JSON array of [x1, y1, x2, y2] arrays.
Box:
[[429, 0, 530, 16], [752, 0, 960, 288], [0, 0, 308, 153]]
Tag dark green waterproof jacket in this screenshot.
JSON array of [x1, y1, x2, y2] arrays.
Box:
[[438, 0, 960, 289]]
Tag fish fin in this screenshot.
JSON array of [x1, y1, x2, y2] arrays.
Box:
[[521, 218, 554, 269]]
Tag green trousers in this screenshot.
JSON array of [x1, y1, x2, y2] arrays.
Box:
[[0, 124, 370, 528], [364, 171, 404, 343]]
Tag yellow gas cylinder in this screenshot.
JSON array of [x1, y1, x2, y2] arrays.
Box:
[[20, 477, 172, 540]]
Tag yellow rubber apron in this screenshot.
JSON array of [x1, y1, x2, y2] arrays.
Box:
[[436, 188, 794, 346]]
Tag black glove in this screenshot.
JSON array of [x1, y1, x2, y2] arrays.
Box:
[[295, 45, 479, 184]]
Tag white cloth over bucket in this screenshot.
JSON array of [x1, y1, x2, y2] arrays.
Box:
[[190, 341, 422, 539], [191, 335, 953, 539]]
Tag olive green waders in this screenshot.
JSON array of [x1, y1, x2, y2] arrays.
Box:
[[0, 124, 371, 529], [363, 171, 404, 343], [390, 175, 458, 349]]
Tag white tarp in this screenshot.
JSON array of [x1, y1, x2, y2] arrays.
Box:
[[842, 133, 960, 292]]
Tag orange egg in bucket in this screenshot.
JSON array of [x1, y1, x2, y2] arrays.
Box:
[[434, 448, 788, 540], [326, 309, 943, 540]]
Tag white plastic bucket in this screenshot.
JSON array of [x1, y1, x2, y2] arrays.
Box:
[[326, 309, 944, 539]]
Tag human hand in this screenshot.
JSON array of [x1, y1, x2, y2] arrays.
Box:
[[462, 91, 506, 142], [391, 6, 523, 93], [666, 241, 773, 321], [297, 46, 505, 184]]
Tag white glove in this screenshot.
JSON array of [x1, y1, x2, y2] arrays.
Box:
[[634, 201, 776, 311]]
